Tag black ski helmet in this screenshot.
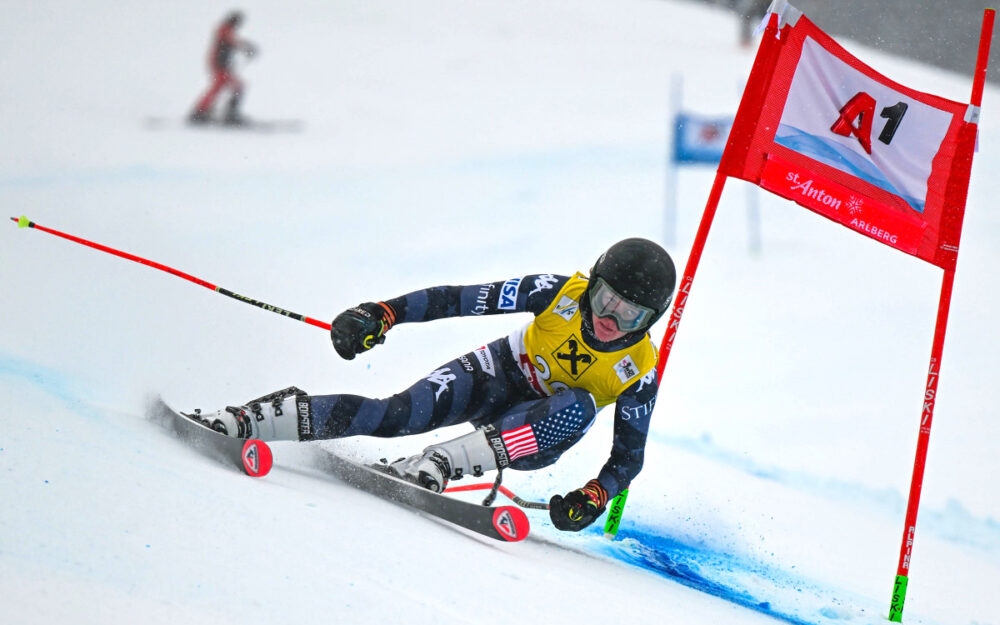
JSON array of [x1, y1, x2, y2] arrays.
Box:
[[584, 238, 676, 332]]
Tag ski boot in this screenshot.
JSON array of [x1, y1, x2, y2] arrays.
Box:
[[187, 386, 311, 442], [187, 109, 212, 124], [222, 93, 245, 126], [383, 425, 508, 492]]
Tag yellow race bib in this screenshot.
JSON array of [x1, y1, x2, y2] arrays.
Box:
[[507, 273, 657, 407]]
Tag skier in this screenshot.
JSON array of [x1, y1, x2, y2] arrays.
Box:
[[189, 10, 257, 125], [193, 238, 675, 532]]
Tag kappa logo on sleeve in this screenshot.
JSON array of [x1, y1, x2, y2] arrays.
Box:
[[552, 295, 579, 321], [614, 356, 641, 384], [498, 277, 522, 310], [426, 368, 457, 400], [528, 274, 558, 296]]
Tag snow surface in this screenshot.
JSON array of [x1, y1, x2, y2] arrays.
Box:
[[2, 1, 998, 624]]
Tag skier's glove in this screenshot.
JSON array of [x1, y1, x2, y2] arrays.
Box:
[[330, 302, 396, 360], [549, 479, 608, 532]]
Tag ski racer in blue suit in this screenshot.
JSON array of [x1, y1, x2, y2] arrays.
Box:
[[197, 238, 676, 532]]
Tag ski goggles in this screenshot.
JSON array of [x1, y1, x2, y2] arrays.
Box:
[[588, 277, 656, 332]]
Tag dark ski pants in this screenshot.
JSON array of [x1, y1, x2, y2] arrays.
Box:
[[308, 337, 598, 470]]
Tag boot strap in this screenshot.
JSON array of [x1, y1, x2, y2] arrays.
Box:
[[481, 424, 511, 469]]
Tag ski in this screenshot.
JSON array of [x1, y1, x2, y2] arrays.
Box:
[[148, 397, 272, 477], [148, 398, 528, 540], [319, 451, 530, 542], [143, 116, 303, 133]]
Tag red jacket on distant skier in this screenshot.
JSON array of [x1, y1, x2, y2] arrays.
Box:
[[209, 19, 241, 72], [190, 11, 257, 125]]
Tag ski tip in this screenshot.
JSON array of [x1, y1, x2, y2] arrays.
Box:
[[241, 439, 273, 477], [492, 506, 530, 542]]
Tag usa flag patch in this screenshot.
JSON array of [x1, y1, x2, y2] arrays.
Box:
[[500, 425, 538, 461]]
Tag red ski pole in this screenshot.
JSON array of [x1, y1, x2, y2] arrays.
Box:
[[10, 215, 332, 332]]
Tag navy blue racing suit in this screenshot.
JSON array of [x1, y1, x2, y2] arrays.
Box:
[[309, 274, 659, 498]]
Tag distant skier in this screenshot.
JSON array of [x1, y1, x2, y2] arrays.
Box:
[[193, 238, 675, 532], [189, 10, 257, 125]]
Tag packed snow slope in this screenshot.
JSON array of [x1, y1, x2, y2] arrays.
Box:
[[2, 1, 998, 624]]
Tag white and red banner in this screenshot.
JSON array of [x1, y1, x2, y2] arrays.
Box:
[[720, 1, 979, 269]]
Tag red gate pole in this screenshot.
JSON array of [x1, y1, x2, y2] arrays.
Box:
[[888, 268, 955, 621], [888, 8, 994, 622]]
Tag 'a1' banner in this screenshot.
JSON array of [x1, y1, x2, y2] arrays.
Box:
[[720, 0, 979, 269]]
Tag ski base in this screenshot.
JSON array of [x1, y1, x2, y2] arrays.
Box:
[[321, 451, 529, 542], [143, 116, 303, 133]]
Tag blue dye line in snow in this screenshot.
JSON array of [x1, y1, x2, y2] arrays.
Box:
[[0, 352, 101, 421], [648, 431, 1000, 557], [589, 523, 876, 625]]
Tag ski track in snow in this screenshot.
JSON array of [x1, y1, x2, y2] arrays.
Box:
[[4, 350, 996, 625]]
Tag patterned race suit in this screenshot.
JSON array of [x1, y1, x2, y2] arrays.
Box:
[[310, 273, 660, 499]]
